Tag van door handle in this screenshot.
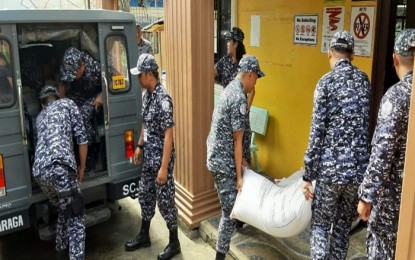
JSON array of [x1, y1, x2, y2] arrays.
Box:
[[17, 79, 27, 145], [102, 76, 110, 129]]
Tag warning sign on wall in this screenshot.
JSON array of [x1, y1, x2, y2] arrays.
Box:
[[350, 6, 375, 57], [294, 14, 318, 46], [321, 6, 345, 53]]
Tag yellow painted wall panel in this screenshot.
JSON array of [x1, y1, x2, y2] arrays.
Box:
[[237, 0, 376, 178]]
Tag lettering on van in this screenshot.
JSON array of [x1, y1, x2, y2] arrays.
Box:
[[0, 203, 12, 210], [123, 182, 138, 196], [0, 215, 24, 232], [112, 75, 126, 90]]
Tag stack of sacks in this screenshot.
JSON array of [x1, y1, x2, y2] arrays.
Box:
[[231, 168, 314, 237]]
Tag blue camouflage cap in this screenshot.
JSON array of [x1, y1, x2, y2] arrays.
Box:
[[39, 85, 60, 100], [238, 55, 265, 78], [394, 29, 415, 57], [330, 30, 354, 51], [60, 47, 82, 82], [130, 53, 159, 75], [225, 27, 245, 42]]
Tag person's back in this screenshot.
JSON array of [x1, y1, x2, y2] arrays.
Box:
[[316, 59, 371, 184], [33, 98, 85, 176]]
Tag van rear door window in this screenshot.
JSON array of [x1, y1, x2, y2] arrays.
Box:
[[106, 36, 130, 93], [0, 40, 14, 107]]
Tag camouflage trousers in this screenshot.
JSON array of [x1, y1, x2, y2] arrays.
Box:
[[212, 171, 237, 254], [310, 182, 359, 260], [139, 160, 178, 230], [34, 164, 85, 260], [366, 217, 397, 259]]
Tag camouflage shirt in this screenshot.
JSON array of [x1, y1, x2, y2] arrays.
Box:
[[142, 82, 175, 169], [207, 78, 250, 174], [32, 98, 87, 177], [358, 71, 413, 234], [67, 51, 101, 107], [215, 55, 238, 87], [138, 38, 154, 57], [304, 58, 371, 184]]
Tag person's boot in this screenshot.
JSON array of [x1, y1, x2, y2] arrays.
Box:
[[125, 220, 151, 251], [157, 228, 181, 260], [215, 251, 226, 260]]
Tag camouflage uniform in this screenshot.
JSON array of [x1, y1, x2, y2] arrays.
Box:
[[138, 37, 154, 57], [207, 56, 264, 254], [215, 27, 245, 88], [303, 31, 371, 260], [358, 29, 415, 260], [33, 86, 87, 260], [139, 81, 178, 229], [60, 47, 101, 144]]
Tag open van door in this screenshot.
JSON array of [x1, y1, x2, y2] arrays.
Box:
[[98, 22, 142, 199], [0, 24, 32, 235]]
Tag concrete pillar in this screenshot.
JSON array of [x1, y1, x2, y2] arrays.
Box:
[[164, 0, 220, 229]]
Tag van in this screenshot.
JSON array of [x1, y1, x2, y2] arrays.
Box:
[[0, 9, 142, 238]]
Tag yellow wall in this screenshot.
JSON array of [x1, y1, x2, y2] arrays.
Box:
[[238, 0, 376, 178]]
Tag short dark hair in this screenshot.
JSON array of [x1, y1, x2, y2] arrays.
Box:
[[151, 70, 159, 80], [41, 95, 58, 106]]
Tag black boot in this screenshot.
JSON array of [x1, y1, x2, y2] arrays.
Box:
[[215, 251, 226, 260], [125, 220, 151, 251], [157, 228, 181, 260]]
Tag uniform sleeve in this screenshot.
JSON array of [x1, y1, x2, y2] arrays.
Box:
[[358, 91, 403, 203], [230, 95, 248, 132], [303, 80, 328, 180], [160, 95, 175, 131], [215, 57, 225, 80], [69, 100, 88, 145]]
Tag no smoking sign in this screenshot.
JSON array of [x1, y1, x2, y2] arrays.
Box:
[[350, 6, 374, 57]]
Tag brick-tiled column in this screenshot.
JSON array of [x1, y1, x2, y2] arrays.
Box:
[[164, 0, 220, 229]]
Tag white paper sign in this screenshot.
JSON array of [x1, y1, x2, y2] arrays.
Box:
[[350, 6, 375, 57], [321, 6, 345, 53], [250, 15, 260, 47], [294, 14, 318, 46]]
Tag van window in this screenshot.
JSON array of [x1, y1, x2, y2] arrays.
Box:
[[0, 40, 14, 106], [106, 35, 130, 93]]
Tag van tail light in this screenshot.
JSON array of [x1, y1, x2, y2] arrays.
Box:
[[0, 154, 6, 197], [124, 130, 135, 160]]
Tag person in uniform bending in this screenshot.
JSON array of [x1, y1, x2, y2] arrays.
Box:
[[357, 28, 415, 260], [207, 55, 265, 260], [33, 85, 87, 260], [125, 54, 181, 260], [136, 24, 154, 57], [59, 47, 103, 171], [302, 30, 371, 260]]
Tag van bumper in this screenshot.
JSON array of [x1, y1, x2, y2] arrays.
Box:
[[0, 205, 31, 236], [107, 177, 140, 200]]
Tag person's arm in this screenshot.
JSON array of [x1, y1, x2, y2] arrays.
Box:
[[157, 127, 173, 185], [78, 143, 88, 182], [7, 76, 12, 90], [134, 125, 145, 165], [233, 130, 244, 192], [358, 89, 403, 219], [303, 80, 328, 181], [214, 66, 218, 79]]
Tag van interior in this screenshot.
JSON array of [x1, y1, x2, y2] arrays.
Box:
[[17, 23, 108, 190]]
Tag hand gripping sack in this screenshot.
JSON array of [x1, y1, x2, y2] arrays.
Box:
[[231, 168, 312, 237]]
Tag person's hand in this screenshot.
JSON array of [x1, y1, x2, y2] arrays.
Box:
[[302, 181, 314, 200], [78, 165, 85, 183], [242, 158, 250, 170], [357, 200, 372, 221], [134, 147, 142, 165], [94, 92, 103, 111], [157, 167, 168, 186], [236, 177, 243, 192]]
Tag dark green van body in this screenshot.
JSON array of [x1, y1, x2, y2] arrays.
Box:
[[0, 9, 142, 236]]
